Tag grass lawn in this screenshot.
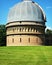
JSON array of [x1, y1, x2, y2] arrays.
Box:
[[0, 46, 52, 65]]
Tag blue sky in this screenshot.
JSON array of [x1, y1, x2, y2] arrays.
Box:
[[0, 0, 52, 29]]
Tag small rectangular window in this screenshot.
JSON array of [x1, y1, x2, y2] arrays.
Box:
[[28, 28, 30, 32], [29, 38, 30, 43], [20, 38, 21, 42]]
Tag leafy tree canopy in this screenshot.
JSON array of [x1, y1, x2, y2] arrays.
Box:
[[45, 29, 52, 34], [0, 25, 6, 46]]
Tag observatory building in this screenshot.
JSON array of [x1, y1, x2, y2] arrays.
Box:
[[6, 0, 46, 46]]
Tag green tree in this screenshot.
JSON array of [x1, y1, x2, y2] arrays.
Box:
[[45, 29, 52, 46], [45, 29, 52, 34], [0, 25, 6, 46]]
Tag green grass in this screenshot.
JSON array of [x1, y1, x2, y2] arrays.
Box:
[[0, 46, 52, 65]]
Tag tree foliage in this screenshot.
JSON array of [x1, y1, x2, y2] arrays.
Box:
[[0, 25, 6, 46], [45, 29, 52, 34], [45, 29, 52, 46]]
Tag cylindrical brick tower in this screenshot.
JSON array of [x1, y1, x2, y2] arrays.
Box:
[[6, 0, 46, 46]]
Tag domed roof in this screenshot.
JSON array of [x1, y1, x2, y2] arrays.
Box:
[[7, 0, 46, 22]]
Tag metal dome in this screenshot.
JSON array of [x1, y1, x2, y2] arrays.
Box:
[[7, 0, 46, 22]]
